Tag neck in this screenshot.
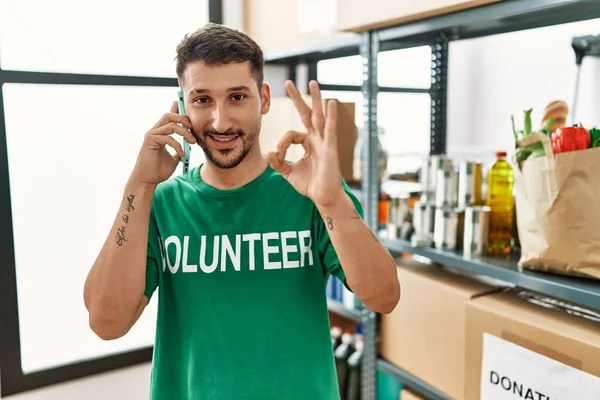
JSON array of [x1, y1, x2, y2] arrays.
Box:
[[200, 148, 268, 190]]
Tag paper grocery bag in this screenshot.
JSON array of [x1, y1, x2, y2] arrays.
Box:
[[513, 132, 600, 280]]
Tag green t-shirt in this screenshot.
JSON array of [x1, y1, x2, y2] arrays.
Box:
[[144, 163, 363, 400]]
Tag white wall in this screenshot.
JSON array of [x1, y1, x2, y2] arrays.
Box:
[[446, 17, 600, 165]]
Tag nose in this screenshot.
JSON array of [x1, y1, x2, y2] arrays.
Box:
[[211, 104, 232, 133]]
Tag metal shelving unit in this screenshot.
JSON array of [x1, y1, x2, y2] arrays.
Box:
[[383, 238, 600, 311], [327, 299, 362, 322], [265, 1, 600, 399], [378, 359, 452, 400]]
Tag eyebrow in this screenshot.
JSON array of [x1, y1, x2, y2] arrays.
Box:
[[189, 85, 251, 95]]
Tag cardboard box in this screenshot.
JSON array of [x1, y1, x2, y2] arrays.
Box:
[[465, 289, 600, 400], [400, 388, 426, 400], [244, 0, 357, 55], [260, 97, 356, 181], [336, 0, 502, 32], [380, 260, 501, 399]]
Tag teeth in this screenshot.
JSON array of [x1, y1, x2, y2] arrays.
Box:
[[211, 135, 237, 142]]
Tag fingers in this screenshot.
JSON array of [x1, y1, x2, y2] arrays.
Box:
[[276, 130, 310, 161], [309, 80, 325, 135], [148, 121, 196, 144], [145, 134, 185, 157], [266, 151, 289, 175], [324, 99, 338, 148], [285, 80, 313, 131], [151, 102, 193, 131]]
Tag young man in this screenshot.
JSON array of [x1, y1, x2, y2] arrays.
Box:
[[84, 23, 400, 400]]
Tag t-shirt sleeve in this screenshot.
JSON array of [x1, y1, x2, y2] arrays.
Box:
[[315, 180, 364, 291], [144, 205, 162, 301]]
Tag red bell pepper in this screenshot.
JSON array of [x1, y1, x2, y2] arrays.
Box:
[[551, 125, 590, 154]]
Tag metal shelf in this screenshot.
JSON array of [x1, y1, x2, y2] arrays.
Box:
[[264, 0, 600, 65], [382, 238, 600, 311], [378, 0, 600, 45], [378, 359, 451, 400], [264, 34, 361, 64], [327, 299, 362, 322]]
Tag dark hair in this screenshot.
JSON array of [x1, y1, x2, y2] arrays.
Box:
[[175, 23, 264, 87]]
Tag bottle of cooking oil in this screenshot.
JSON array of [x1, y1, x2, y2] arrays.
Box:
[[485, 151, 514, 255]]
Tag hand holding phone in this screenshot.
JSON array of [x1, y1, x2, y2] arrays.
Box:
[[177, 90, 191, 174], [130, 100, 195, 186]]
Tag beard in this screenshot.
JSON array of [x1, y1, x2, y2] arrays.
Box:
[[193, 119, 261, 169]]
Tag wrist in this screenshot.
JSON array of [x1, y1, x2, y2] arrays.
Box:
[[315, 191, 356, 219], [126, 177, 158, 194]]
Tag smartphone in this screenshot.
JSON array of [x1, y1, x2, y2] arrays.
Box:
[[177, 89, 191, 174]]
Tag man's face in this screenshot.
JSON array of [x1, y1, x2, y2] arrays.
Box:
[[180, 61, 270, 169]]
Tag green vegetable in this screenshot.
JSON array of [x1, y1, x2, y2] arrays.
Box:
[[527, 141, 546, 159], [511, 115, 518, 142], [589, 127, 600, 148], [511, 108, 545, 162], [516, 147, 532, 164], [523, 108, 533, 137]]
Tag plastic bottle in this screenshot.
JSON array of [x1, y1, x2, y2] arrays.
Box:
[[378, 191, 391, 231], [346, 336, 364, 400], [485, 151, 514, 255], [342, 285, 356, 310], [331, 325, 342, 349], [334, 330, 355, 399]]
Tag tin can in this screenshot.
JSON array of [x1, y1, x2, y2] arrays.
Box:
[[435, 166, 456, 208], [433, 207, 458, 250], [412, 200, 435, 241], [427, 155, 452, 203], [390, 197, 411, 226], [458, 161, 483, 208], [387, 197, 403, 239], [463, 206, 490, 256], [419, 156, 432, 202]]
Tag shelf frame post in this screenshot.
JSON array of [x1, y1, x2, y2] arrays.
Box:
[[360, 29, 380, 400], [429, 32, 450, 155]]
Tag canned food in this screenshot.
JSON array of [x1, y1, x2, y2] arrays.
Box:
[[412, 200, 435, 241], [393, 198, 410, 224], [419, 156, 432, 202], [435, 166, 456, 208], [428, 155, 452, 203], [389, 197, 400, 225], [433, 207, 458, 250], [387, 198, 403, 239], [463, 206, 490, 256], [458, 161, 483, 208]]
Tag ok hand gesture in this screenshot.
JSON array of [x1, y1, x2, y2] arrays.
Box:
[[267, 80, 345, 208]]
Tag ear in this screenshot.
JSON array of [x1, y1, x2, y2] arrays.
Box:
[[260, 83, 271, 115]]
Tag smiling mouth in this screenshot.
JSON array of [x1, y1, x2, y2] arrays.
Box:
[[208, 134, 239, 142], [206, 133, 241, 150]]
